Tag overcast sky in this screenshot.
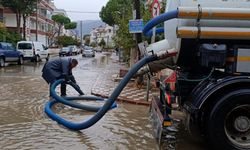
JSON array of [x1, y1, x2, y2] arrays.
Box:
[[53, 0, 109, 21]]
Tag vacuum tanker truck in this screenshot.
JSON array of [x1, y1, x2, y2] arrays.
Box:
[[142, 0, 250, 149]]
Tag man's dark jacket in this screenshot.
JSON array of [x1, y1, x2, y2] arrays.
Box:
[[42, 58, 73, 84]]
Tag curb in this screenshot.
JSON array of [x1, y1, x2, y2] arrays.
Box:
[[91, 92, 151, 106]]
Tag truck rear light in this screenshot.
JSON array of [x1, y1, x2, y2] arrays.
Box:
[[163, 120, 172, 127], [166, 93, 171, 105]]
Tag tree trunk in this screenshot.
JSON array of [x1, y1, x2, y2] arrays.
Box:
[[22, 14, 26, 40], [15, 13, 19, 33], [57, 24, 63, 37], [48, 31, 57, 46], [15, 11, 21, 34]]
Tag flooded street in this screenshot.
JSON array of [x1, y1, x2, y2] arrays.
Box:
[[0, 52, 206, 150], [0, 53, 158, 150]]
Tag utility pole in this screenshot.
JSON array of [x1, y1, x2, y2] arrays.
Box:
[[132, 0, 145, 92], [133, 0, 150, 101], [130, 0, 142, 68], [134, 0, 142, 58], [36, 0, 38, 41], [80, 20, 83, 45]]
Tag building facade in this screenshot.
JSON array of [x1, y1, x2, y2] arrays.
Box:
[[1, 0, 55, 46], [90, 25, 116, 48]]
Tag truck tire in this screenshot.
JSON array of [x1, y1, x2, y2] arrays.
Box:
[[0, 57, 5, 67], [206, 89, 250, 150], [18, 56, 24, 65]]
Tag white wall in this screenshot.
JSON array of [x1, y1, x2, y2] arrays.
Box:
[[4, 14, 18, 27], [30, 34, 47, 46]]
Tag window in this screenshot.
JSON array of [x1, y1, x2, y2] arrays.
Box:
[[0, 43, 7, 50], [18, 43, 32, 49], [6, 43, 15, 50]]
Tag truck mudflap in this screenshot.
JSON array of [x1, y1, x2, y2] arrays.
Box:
[[150, 96, 179, 148]]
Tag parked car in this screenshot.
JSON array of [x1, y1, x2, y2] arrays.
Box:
[[95, 47, 103, 53], [68, 45, 78, 55], [80, 45, 85, 53], [59, 47, 73, 57], [17, 41, 49, 62], [0, 42, 24, 67], [82, 46, 95, 57], [77, 46, 82, 54]]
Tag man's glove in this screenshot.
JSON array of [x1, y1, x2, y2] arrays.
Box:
[[62, 74, 70, 82]]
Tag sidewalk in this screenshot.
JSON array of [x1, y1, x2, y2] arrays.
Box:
[[91, 53, 159, 106]]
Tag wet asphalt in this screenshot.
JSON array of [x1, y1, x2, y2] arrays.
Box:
[[0, 52, 207, 150]]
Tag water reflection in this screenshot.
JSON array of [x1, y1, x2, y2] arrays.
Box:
[[0, 53, 206, 150], [0, 53, 157, 150], [0, 61, 45, 76]]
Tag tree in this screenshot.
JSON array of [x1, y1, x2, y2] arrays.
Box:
[[0, 0, 38, 37], [99, 0, 164, 62], [99, 38, 106, 48], [0, 26, 21, 46], [52, 14, 70, 36], [99, 6, 115, 26], [99, 0, 131, 26], [0, 0, 22, 34], [100, 0, 134, 58], [21, 0, 38, 40], [83, 34, 90, 46], [64, 22, 77, 30], [90, 42, 97, 47], [57, 35, 78, 47], [51, 15, 77, 47]]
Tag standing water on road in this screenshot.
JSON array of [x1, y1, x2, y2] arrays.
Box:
[[0, 52, 206, 150], [0, 53, 158, 150]]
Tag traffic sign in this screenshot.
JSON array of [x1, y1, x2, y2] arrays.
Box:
[[151, 0, 161, 18], [164, 71, 176, 83], [129, 19, 144, 33]]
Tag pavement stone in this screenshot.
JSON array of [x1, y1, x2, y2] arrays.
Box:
[[91, 53, 159, 106]]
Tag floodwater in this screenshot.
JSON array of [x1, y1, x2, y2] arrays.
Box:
[[0, 52, 206, 150]]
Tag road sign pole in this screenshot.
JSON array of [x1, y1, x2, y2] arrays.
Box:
[[134, 0, 142, 58], [146, 0, 161, 101], [151, 0, 160, 44], [151, 27, 156, 43]]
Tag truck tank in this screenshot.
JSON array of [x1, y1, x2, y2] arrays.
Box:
[[145, 0, 250, 70]]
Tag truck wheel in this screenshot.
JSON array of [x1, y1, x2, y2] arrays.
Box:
[[0, 57, 5, 67], [206, 89, 250, 150], [18, 56, 24, 65]]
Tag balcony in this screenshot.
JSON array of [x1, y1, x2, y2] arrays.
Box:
[[40, 0, 54, 12]]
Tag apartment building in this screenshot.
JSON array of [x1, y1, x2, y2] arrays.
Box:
[[1, 0, 55, 46], [90, 25, 116, 48]]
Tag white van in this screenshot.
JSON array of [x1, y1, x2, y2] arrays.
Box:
[[17, 41, 49, 62]]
